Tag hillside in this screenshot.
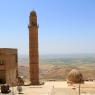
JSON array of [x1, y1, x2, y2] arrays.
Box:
[[18, 55, 95, 81]]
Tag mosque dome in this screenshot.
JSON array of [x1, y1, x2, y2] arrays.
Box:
[[30, 10, 37, 17], [67, 69, 84, 84]]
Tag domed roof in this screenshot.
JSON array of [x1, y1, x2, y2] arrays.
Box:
[[67, 69, 84, 84], [30, 10, 37, 17]]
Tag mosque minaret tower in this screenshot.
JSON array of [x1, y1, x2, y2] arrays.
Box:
[[28, 10, 39, 85]]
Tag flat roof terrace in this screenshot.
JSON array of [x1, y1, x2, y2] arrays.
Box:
[[0, 81, 95, 95]]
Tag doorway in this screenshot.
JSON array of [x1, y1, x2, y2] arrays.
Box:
[[0, 70, 6, 84]]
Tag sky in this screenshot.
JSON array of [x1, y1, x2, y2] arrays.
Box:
[[0, 0, 95, 55]]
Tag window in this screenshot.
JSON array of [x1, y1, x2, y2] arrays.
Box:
[[0, 60, 5, 65]]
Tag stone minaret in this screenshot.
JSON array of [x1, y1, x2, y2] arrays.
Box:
[[28, 11, 39, 85]]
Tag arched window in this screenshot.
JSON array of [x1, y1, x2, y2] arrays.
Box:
[[0, 60, 5, 65]]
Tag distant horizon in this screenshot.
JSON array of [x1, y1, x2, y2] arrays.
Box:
[[19, 53, 95, 58], [18, 53, 95, 65]]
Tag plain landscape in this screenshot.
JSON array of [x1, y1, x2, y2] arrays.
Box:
[[18, 54, 95, 81]]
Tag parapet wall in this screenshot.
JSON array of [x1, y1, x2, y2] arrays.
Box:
[[0, 48, 17, 55]]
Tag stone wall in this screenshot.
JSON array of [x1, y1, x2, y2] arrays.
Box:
[[0, 48, 18, 86]]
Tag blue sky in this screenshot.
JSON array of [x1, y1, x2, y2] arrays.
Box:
[[0, 0, 95, 55]]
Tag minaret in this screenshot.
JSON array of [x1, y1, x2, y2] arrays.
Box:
[[28, 10, 39, 85]]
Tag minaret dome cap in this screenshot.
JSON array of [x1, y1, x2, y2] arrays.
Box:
[[30, 10, 37, 17]]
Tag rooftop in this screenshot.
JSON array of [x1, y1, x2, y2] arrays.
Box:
[[1, 81, 95, 95]]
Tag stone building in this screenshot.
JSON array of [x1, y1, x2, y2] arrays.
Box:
[[0, 48, 18, 85], [28, 11, 39, 85]]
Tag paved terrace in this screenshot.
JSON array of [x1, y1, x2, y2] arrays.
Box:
[[0, 81, 95, 95]]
